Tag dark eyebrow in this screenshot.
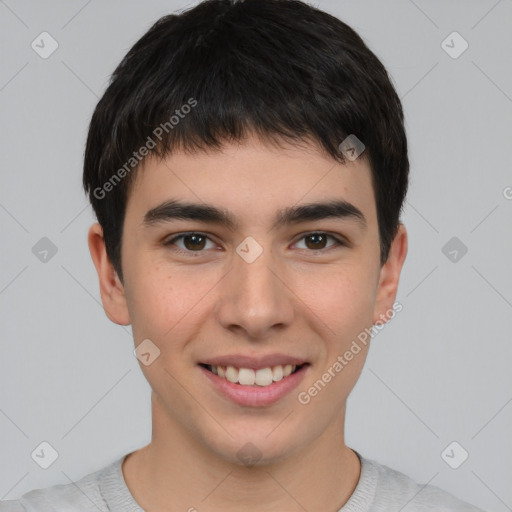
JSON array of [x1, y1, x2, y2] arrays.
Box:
[[142, 199, 367, 231], [273, 200, 366, 231]]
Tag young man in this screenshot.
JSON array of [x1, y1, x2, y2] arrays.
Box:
[[1, 0, 485, 510]]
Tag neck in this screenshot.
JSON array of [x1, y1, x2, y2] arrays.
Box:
[[122, 395, 361, 512]]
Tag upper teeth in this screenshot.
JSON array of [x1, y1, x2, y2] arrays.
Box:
[[210, 364, 297, 386]]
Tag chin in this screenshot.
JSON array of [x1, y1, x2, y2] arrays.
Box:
[[203, 425, 305, 468]]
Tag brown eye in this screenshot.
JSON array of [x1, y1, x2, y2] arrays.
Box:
[[182, 234, 207, 250], [164, 232, 216, 254], [294, 232, 344, 252], [305, 233, 328, 250]]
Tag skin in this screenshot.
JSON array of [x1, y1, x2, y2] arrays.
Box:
[[88, 133, 407, 511]]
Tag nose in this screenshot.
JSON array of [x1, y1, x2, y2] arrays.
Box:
[[215, 244, 295, 340]]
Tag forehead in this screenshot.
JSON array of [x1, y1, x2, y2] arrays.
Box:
[[125, 135, 376, 228]]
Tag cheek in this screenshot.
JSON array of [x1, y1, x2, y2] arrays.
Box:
[[125, 261, 219, 351], [296, 265, 376, 336], [123, 262, 179, 341]]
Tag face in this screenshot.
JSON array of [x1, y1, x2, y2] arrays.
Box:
[[89, 134, 407, 465]]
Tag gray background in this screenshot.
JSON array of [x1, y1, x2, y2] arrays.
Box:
[[1, 0, 511, 509]]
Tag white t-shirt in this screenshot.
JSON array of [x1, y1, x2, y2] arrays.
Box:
[[0, 450, 485, 511]]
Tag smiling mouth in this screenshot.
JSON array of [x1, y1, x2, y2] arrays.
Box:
[[199, 363, 308, 387]]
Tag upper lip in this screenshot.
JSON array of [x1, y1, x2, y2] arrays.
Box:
[[201, 354, 308, 369]]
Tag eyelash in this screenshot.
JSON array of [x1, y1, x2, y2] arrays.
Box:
[[163, 231, 346, 256]]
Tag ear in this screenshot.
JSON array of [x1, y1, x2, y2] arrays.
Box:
[[87, 223, 131, 326], [372, 223, 408, 324]]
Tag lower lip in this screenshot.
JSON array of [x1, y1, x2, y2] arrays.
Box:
[[199, 365, 309, 407]]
